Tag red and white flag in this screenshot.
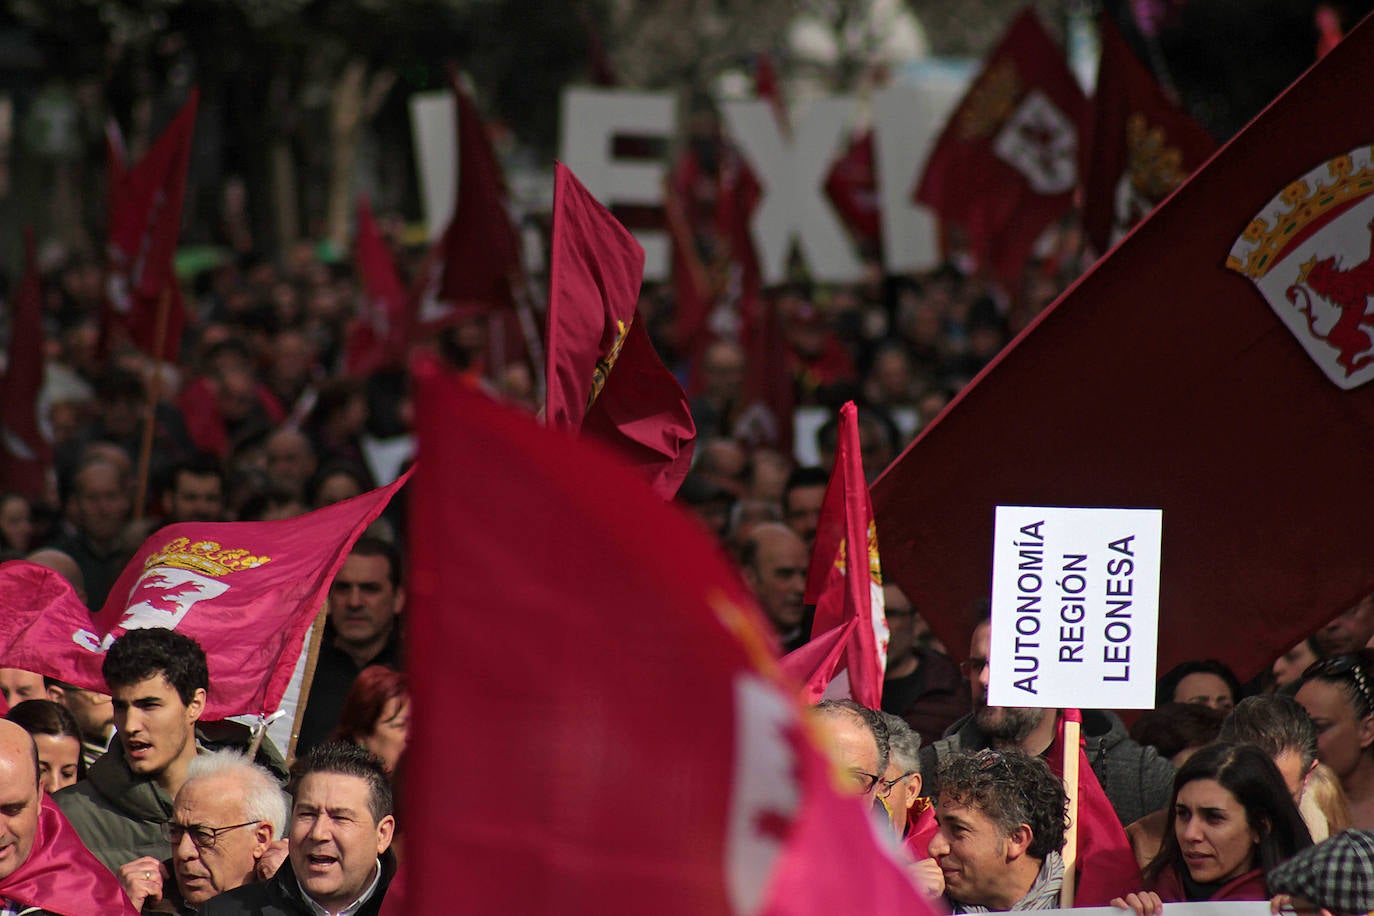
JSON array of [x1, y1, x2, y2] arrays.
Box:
[[875, 11, 1374, 682], [0, 474, 408, 721], [0, 229, 51, 501], [403, 360, 931, 915], [0, 795, 138, 915], [778, 618, 857, 705], [346, 197, 410, 376], [914, 10, 1085, 284], [801, 402, 887, 709], [104, 90, 197, 362], [546, 162, 695, 498], [1081, 15, 1216, 254]]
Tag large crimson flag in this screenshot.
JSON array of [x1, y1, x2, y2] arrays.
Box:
[[0, 474, 407, 721], [104, 90, 197, 362], [1, 795, 138, 915], [346, 197, 410, 376], [803, 403, 888, 709], [546, 162, 695, 497], [1046, 710, 1141, 905], [874, 11, 1374, 682], [1081, 16, 1216, 254], [404, 360, 931, 915], [914, 10, 1085, 284], [422, 73, 523, 330], [0, 229, 51, 501]]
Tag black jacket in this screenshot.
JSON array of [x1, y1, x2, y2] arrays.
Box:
[[199, 850, 397, 915]]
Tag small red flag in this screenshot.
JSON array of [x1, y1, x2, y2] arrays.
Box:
[[803, 402, 888, 708], [0, 474, 407, 721], [1046, 709, 1142, 905], [0, 795, 138, 915], [346, 197, 410, 376], [404, 360, 931, 915], [546, 162, 695, 497], [1081, 16, 1216, 254], [825, 131, 883, 246], [779, 617, 857, 704], [875, 11, 1374, 682], [0, 229, 51, 501], [914, 10, 1085, 284], [104, 90, 197, 362]]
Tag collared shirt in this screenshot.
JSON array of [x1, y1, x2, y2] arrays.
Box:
[[298, 858, 383, 916]]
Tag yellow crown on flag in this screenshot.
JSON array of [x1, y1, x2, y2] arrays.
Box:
[[1125, 113, 1187, 201], [957, 59, 1022, 142], [1227, 148, 1374, 279], [143, 537, 272, 578]]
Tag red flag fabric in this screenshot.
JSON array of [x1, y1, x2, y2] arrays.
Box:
[[0, 795, 137, 915], [779, 617, 857, 704], [664, 160, 715, 356], [825, 131, 883, 246], [405, 359, 932, 915], [0, 229, 51, 501], [1046, 709, 1142, 905], [1082, 16, 1216, 254], [803, 402, 888, 709], [0, 474, 407, 720], [425, 74, 522, 330], [104, 90, 197, 362], [914, 10, 1085, 284], [545, 162, 695, 497], [346, 197, 410, 376], [874, 12, 1374, 683]]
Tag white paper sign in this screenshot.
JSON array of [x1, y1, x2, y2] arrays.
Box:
[[1034, 905, 1267, 916], [988, 506, 1162, 710]]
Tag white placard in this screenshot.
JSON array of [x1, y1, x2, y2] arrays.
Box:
[[988, 506, 1162, 710], [1035, 905, 1266, 916]]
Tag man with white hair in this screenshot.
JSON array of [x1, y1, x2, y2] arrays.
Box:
[[119, 750, 288, 912]]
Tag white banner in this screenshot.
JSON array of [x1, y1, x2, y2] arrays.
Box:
[[988, 506, 1163, 710]]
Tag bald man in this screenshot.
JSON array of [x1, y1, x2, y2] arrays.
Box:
[[24, 549, 85, 605], [0, 720, 134, 912], [740, 523, 809, 652]]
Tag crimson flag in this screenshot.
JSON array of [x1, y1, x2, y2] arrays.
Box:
[[875, 11, 1374, 683], [346, 197, 409, 376], [779, 617, 857, 704], [803, 403, 888, 708], [1046, 710, 1141, 905], [423, 74, 523, 331], [825, 131, 883, 247], [404, 358, 931, 914], [0, 229, 51, 501], [0, 795, 137, 915], [914, 10, 1085, 284], [0, 474, 407, 721], [664, 160, 714, 357], [1082, 16, 1216, 254], [104, 90, 197, 362], [546, 162, 695, 497]]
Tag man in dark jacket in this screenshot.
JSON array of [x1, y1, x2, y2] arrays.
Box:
[[918, 617, 1174, 827], [200, 742, 396, 915]]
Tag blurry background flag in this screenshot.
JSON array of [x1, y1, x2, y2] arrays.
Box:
[[405, 360, 931, 915], [0, 228, 51, 502], [545, 162, 695, 497], [103, 89, 197, 362], [802, 402, 887, 709], [346, 196, 410, 376], [874, 11, 1374, 684], [1082, 15, 1217, 254], [913, 10, 1085, 284]]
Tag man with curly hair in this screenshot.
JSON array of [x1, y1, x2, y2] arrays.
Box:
[[928, 748, 1069, 912]]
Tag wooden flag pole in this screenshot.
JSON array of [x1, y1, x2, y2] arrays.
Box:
[[1060, 715, 1081, 908], [132, 285, 173, 523], [285, 606, 330, 766]]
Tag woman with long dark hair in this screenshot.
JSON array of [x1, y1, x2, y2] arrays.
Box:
[[1113, 742, 1312, 913], [6, 699, 86, 794]]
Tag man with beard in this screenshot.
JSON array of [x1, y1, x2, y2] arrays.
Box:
[[918, 615, 1174, 826]]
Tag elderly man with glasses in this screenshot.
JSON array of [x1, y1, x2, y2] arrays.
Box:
[[119, 750, 288, 912]]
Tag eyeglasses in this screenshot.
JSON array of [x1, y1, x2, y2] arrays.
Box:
[[878, 771, 917, 798], [959, 657, 988, 679], [162, 820, 261, 849], [847, 769, 881, 795], [1304, 654, 1374, 714]]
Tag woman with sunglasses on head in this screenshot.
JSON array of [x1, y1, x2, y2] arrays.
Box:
[[1296, 649, 1374, 828], [1111, 743, 1311, 915]]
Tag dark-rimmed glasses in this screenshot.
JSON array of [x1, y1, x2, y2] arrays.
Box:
[[847, 769, 881, 795], [162, 820, 260, 849], [1304, 654, 1374, 714], [878, 771, 917, 798]]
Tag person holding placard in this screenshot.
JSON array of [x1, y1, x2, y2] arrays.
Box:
[[1111, 743, 1311, 913]]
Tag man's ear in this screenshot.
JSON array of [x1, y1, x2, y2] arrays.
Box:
[[251, 823, 274, 857], [1004, 824, 1034, 862], [375, 814, 396, 854], [45, 684, 65, 704], [905, 773, 923, 810], [392, 585, 405, 616], [186, 687, 207, 723]]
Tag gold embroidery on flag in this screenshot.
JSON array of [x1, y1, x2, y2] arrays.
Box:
[[958, 60, 1023, 141], [587, 316, 632, 410], [144, 537, 272, 577], [1125, 113, 1186, 200]]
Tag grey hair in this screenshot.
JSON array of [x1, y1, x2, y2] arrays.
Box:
[[184, 750, 289, 840], [814, 699, 890, 774], [877, 712, 922, 774]]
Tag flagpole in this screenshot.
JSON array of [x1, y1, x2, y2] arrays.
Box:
[[1060, 715, 1081, 908], [132, 285, 173, 523], [514, 273, 547, 404], [286, 607, 330, 765]]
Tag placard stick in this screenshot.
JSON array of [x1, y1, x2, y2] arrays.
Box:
[[1059, 715, 1081, 908], [132, 285, 173, 522], [285, 606, 330, 765]]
